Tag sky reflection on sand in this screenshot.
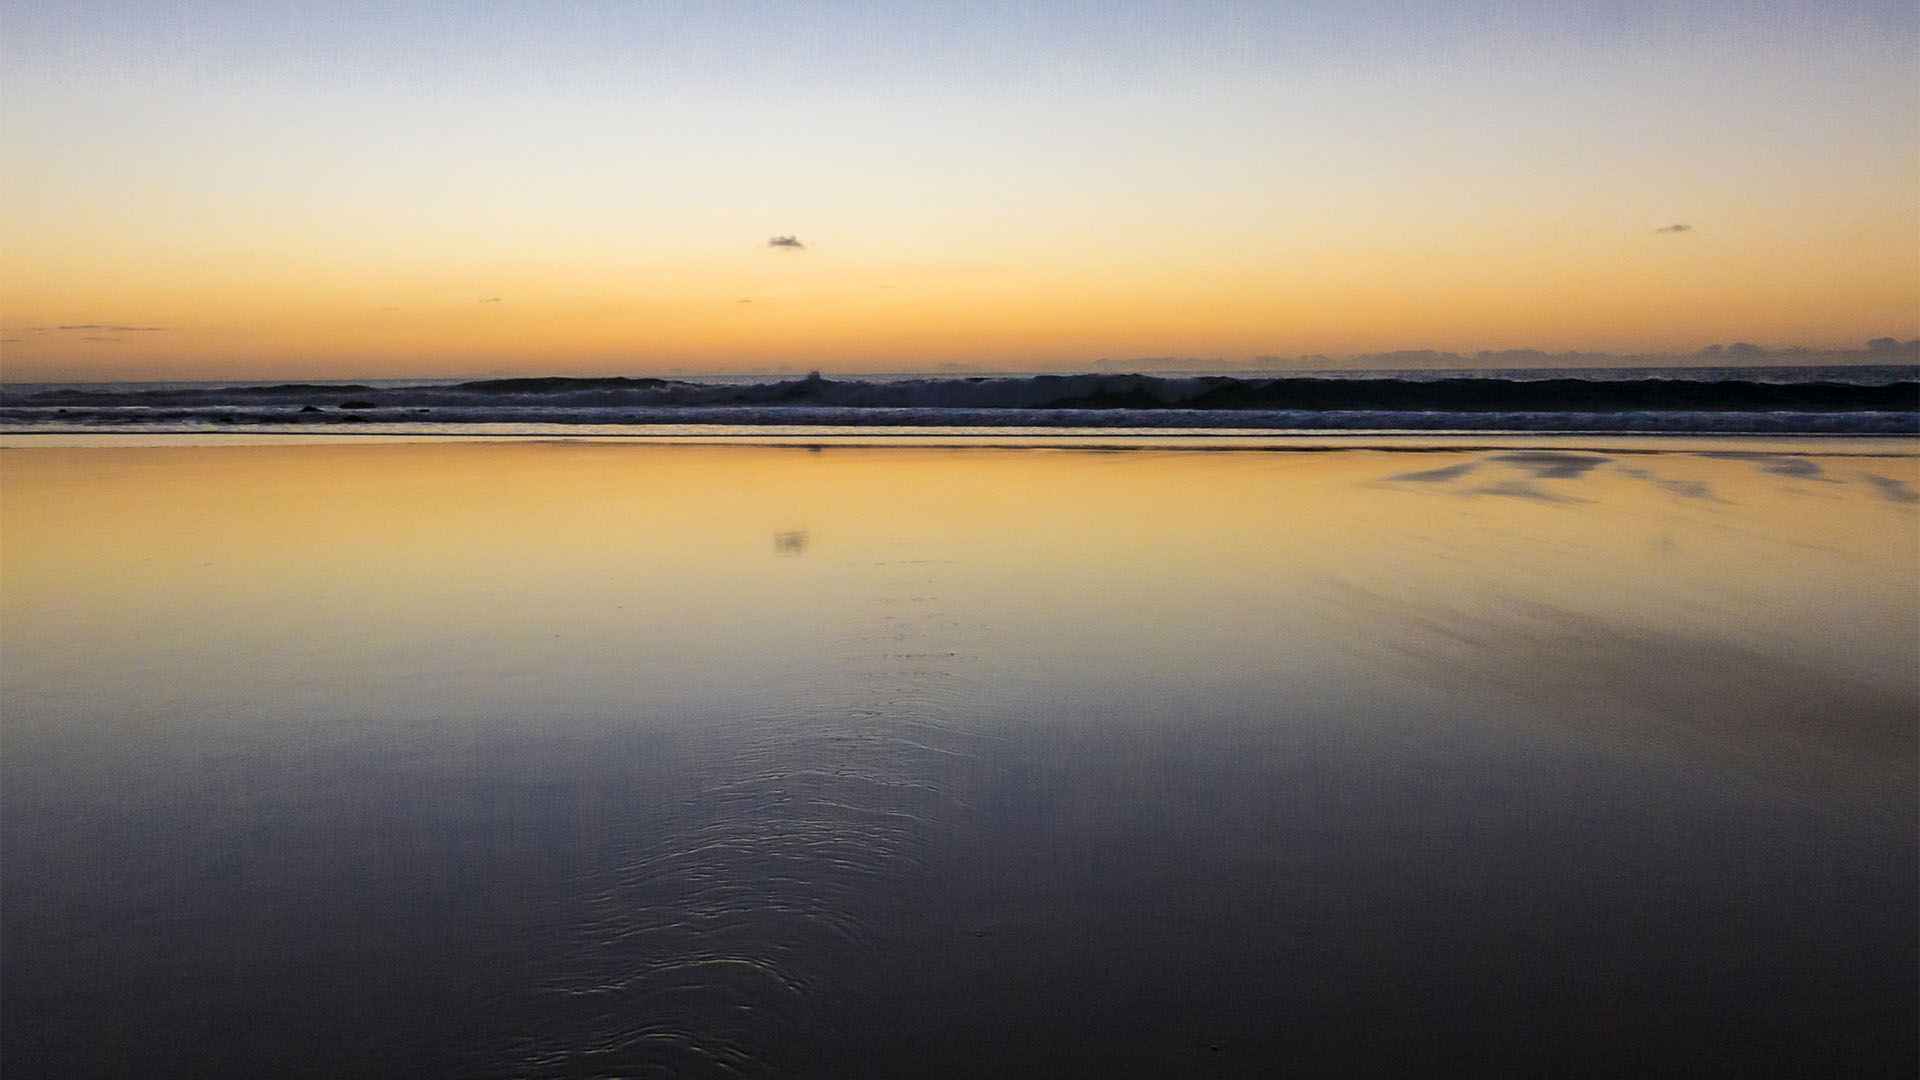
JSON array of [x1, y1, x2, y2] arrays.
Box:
[[2, 439, 1914, 1078]]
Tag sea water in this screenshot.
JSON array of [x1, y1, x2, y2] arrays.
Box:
[[2, 437, 1914, 1077], [2, 365, 1915, 434]]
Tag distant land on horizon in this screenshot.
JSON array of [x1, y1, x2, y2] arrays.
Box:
[[1084, 338, 1920, 376], [4, 338, 1915, 387]]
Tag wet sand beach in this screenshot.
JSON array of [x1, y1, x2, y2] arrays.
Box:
[[2, 437, 1915, 1077]]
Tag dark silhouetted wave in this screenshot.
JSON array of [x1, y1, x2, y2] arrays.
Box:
[[3, 368, 1915, 433]]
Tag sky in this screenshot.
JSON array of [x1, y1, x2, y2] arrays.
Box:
[[2, 1, 1916, 380]]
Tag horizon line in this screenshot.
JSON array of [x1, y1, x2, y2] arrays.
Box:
[[3, 340, 1916, 387]]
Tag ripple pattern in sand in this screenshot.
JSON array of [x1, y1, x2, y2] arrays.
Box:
[[481, 545, 993, 1078]]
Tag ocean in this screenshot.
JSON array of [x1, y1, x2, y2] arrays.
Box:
[[2, 364, 1915, 435]]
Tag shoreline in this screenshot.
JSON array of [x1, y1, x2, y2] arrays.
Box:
[[4, 428, 1917, 454]]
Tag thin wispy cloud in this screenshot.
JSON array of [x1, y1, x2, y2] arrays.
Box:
[[1655, 224, 1693, 234], [56, 323, 166, 331], [479, 297, 502, 303], [2, 323, 165, 346], [768, 235, 805, 250]]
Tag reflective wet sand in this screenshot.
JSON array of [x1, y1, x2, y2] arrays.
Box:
[[3, 440, 1914, 1077]]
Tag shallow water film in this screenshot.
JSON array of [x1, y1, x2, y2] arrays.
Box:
[[3, 439, 1915, 1078]]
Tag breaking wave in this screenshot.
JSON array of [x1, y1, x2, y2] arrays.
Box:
[[4, 369, 1915, 434]]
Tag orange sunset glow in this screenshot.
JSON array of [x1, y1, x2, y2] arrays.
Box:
[[3, 3, 1915, 381]]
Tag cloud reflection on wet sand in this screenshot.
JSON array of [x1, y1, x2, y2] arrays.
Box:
[[1384, 445, 1920, 510]]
